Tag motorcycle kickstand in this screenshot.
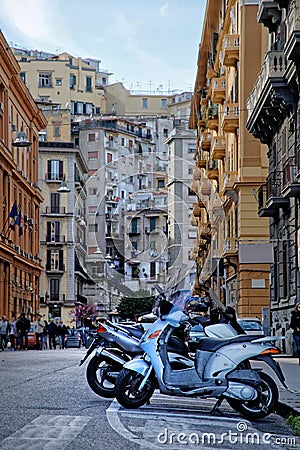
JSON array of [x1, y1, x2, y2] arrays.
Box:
[[210, 396, 224, 415]]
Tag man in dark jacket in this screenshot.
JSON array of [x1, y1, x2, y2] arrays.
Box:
[[48, 319, 57, 349], [16, 313, 30, 350]]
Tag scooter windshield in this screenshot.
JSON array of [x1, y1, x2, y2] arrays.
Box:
[[161, 302, 188, 327]]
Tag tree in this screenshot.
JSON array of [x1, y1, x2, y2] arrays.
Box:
[[70, 304, 97, 326], [117, 291, 155, 320]]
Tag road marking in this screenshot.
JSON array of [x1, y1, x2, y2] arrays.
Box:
[[0, 415, 91, 450], [106, 398, 253, 450]]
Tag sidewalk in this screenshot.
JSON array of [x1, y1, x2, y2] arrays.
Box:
[[273, 356, 300, 418]]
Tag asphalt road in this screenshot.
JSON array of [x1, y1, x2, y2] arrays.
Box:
[[0, 348, 299, 450]]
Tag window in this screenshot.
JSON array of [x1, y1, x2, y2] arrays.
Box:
[[128, 140, 133, 148], [88, 151, 98, 160], [88, 205, 98, 214], [150, 262, 156, 278], [131, 218, 138, 233], [107, 153, 113, 163], [150, 217, 157, 232], [20, 72, 26, 83], [88, 133, 95, 142], [88, 188, 98, 196], [47, 160, 63, 180], [157, 179, 165, 189], [47, 221, 60, 242], [161, 99, 167, 109], [121, 137, 125, 146], [70, 74, 76, 89], [86, 103, 93, 115], [88, 224, 98, 232], [39, 73, 52, 87], [86, 76, 92, 92], [142, 98, 148, 108], [95, 107, 100, 114], [77, 102, 83, 114], [282, 241, 289, 299], [53, 125, 61, 137], [56, 79, 62, 86], [50, 279, 60, 301], [163, 128, 168, 138], [50, 193, 60, 213], [188, 145, 196, 153], [132, 241, 138, 250]]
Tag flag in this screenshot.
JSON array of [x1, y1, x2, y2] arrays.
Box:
[[19, 225, 23, 237], [15, 209, 21, 227], [9, 201, 18, 219]]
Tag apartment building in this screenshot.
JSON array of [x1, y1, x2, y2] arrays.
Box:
[[38, 141, 89, 324], [246, 0, 300, 353], [0, 31, 47, 318], [189, 0, 271, 318], [12, 47, 108, 117], [166, 126, 198, 292]]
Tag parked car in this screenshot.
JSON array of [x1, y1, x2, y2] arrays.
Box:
[[27, 324, 37, 349], [65, 329, 81, 348], [237, 317, 264, 336]]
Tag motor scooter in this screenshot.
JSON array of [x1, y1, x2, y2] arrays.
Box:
[[115, 297, 286, 420], [80, 319, 190, 398]]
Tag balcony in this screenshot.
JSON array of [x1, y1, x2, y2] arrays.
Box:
[[206, 62, 217, 80], [207, 163, 219, 181], [45, 172, 65, 182], [199, 223, 211, 238], [257, 1, 282, 32], [45, 235, 66, 243], [196, 157, 207, 169], [211, 136, 226, 160], [193, 201, 206, 217], [257, 171, 289, 217], [211, 77, 226, 104], [128, 226, 141, 236], [44, 206, 66, 214], [282, 158, 300, 197], [223, 34, 239, 67], [223, 238, 238, 258], [222, 103, 239, 133], [246, 50, 289, 143], [285, 0, 300, 62], [222, 171, 238, 192], [200, 131, 212, 151], [207, 116, 218, 132], [45, 263, 65, 273]]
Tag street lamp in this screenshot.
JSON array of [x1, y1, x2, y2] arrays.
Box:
[[57, 176, 70, 193]]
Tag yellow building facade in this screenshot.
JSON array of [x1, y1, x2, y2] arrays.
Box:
[[190, 0, 271, 318]]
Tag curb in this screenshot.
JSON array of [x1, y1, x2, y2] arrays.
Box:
[[275, 401, 300, 418]]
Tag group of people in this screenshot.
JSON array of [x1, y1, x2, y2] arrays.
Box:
[[0, 313, 69, 351]]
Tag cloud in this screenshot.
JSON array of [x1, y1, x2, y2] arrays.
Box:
[[0, 0, 51, 39], [160, 3, 169, 17]]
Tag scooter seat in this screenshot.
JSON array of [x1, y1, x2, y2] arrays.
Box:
[[197, 334, 261, 352], [117, 324, 144, 339]]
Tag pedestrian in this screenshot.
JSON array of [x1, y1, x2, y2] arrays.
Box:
[[48, 319, 57, 349], [34, 314, 44, 350], [0, 316, 10, 351], [8, 315, 17, 351], [16, 313, 31, 350], [42, 320, 48, 350], [57, 320, 67, 349], [290, 302, 300, 365]]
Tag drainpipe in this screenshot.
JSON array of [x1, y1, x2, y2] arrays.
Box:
[[295, 100, 299, 303]]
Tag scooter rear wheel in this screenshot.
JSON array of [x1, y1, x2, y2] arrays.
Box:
[[86, 355, 122, 398], [115, 368, 155, 409], [227, 372, 278, 420]]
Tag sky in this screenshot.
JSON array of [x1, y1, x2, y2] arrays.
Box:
[[0, 0, 206, 93]]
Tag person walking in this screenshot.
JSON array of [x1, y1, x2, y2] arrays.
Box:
[[57, 320, 67, 349], [48, 319, 57, 349], [8, 316, 17, 351], [42, 320, 48, 350], [0, 316, 10, 351], [16, 313, 31, 350], [290, 302, 300, 365], [34, 314, 44, 350]]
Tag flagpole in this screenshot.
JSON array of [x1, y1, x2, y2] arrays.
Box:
[[2, 202, 22, 237]]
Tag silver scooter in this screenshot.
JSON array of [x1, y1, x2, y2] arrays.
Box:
[[80, 319, 190, 398], [115, 297, 286, 420]]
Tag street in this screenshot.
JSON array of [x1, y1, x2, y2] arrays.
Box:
[[0, 349, 299, 450]]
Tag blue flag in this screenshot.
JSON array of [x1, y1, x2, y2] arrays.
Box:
[[9, 201, 18, 219], [15, 210, 21, 227]]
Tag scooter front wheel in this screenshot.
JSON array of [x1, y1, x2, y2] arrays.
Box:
[[115, 368, 155, 409], [86, 355, 122, 398], [227, 372, 278, 420]]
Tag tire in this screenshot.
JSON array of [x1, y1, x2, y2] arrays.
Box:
[[227, 371, 278, 420], [86, 355, 122, 398], [115, 368, 155, 409]]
